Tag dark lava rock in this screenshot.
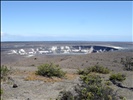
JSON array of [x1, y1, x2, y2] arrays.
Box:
[[13, 84, 18, 88]]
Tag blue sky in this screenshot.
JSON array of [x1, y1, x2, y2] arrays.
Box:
[[1, 1, 133, 41]]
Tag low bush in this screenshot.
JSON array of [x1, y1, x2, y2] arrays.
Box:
[[121, 57, 133, 71], [77, 65, 110, 75], [88, 65, 110, 74], [119, 96, 127, 100], [76, 75, 116, 100], [58, 74, 117, 100], [0, 65, 10, 79], [57, 90, 74, 100], [0, 89, 3, 95], [105, 81, 112, 86], [109, 73, 126, 82], [80, 74, 102, 86], [36, 63, 66, 78], [77, 69, 85, 75]]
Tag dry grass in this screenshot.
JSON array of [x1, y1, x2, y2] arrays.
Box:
[[65, 73, 78, 80], [11, 70, 28, 75], [24, 71, 78, 82], [24, 72, 62, 82]]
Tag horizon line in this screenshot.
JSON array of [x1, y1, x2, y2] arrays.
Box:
[[1, 40, 133, 43]]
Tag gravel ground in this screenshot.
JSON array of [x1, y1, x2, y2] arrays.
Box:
[[1, 51, 133, 100]]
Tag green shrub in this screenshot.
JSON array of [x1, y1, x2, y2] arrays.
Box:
[[77, 65, 110, 75], [77, 75, 116, 100], [80, 74, 102, 86], [0, 65, 10, 79], [105, 81, 112, 86], [36, 63, 66, 78], [0, 89, 3, 95], [121, 57, 133, 71], [119, 96, 127, 100], [0, 89, 3, 100], [77, 69, 85, 75], [57, 90, 74, 100], [88, 65, 110, 74], [58, 74, 117, 100], [109, 73, 126, 82]]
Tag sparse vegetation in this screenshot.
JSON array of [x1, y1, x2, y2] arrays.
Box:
[[109, 73, 126, 82], [113, 60, 117, 63], [31, 64, 35, 66], [57, 90, 74, 100], [0, 89, 3, 95], [36, 63, 66, 78], [77, 69, 85, 75], [58, 74, 117, 100], [121, 57, 133, 71], [105, 80, 112, 86], [119, 96, 127, 100], [77, 65, 110, 75], [0, 65, 10, 79]]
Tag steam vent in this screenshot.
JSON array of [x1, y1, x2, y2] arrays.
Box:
[[5, 45, 123, 57]]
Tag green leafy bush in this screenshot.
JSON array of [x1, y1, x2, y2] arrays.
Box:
[[0, 65, 10, 79], [77, 65, 110, 75], [36, 63, 66, 78], [58, 74, 117, 100], [109, 73, 126, 82]]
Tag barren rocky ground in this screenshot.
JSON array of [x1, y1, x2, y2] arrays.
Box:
[[1, 51, 133, 100]]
